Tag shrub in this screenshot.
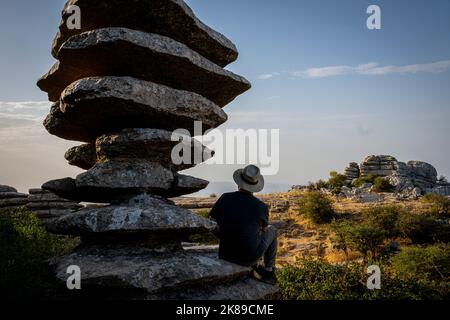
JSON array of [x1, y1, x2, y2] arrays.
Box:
[[307, 179, 327, 191], [277, 259, 364, 300], [345, 221, 386, 261], [0, 208, 79, 299], [372, 177, 394, 193], [277, 259, 442, 300], [397, 214, 450, 244], [422, 193, 450, 217], [298, 190, 334, 224], [352, 174, 376, 188], [363, 206, 402, 238], [391, 245, 449, 282], [327, 171, 348, 194]]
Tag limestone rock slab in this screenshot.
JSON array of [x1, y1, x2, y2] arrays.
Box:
[[38, 28, 250, 106], [46, 194, 216, 236], [51, 248, 251, 296], [52, 0, 238, 67]]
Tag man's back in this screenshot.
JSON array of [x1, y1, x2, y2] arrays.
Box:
[[209, 191, 269, 265]]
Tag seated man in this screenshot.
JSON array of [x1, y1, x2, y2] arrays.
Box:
[[209, 165, 277, 285]]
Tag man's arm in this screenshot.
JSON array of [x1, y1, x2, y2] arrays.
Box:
[[261, 204, 269, 230]]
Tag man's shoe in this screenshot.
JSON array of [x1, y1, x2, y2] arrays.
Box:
[[252, 266, 277, 285]]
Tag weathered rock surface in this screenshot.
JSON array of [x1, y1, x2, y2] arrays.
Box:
[[50, 246, 249, 292], [407, 161, 438, 189], [38, 28, 250, 106], [75, 159, 174, 192], [52, 0, 238, 67], [0, 192, 28, 199], [148, 277, 278, 300], [44, 102, 93, 142], [46, 194, 216, 236], [34, 209, 74, 219], [64, 128, 213, 171], [0, 197, 28, 208], [65, 144, 96, 170], [344, 162, 360, 181], [43, 173, 208, 203], [96, 128, 213, 171], [0, 185, 28, 210], [360, 155, 399, 177], [26, 188, 83, 221], [55, 77, 227, 140], [0, 185, 17, 193]]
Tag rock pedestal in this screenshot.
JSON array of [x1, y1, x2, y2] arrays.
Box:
[[38, 0, 277, 299]]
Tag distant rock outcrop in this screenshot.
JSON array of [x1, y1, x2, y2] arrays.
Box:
[[341, 154, 449, 198]]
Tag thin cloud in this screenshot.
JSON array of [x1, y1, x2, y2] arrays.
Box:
[[291, 60, 450, 78], [257, 72, 280, 80]]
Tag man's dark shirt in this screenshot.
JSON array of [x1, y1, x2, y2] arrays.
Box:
[[209, 191, 269, 265]]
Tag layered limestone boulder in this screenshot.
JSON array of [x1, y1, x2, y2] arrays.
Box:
[[26, 188, 83, 221], [344, 162, 360, 182], [38, 28, 250, 106], [38, 0, 276, 299], [0, 185, 28, 210], [52, 0, 238, 67], [407, 161, 438, 189], [360, 155, 399, 177]]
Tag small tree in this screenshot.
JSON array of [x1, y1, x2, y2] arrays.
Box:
[[298, 190, 335, 224]]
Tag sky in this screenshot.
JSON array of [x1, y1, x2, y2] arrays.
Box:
[[0, 0, 449, 194]]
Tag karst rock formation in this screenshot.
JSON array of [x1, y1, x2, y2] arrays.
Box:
[[37, 0, 277, 299]]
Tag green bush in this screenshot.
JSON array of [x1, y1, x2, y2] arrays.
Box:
[[397, 213, 450, 244], [363, 206, 402, 238], [277, 259, 442, 300], [391, 245, 449, 282], [352, 174, 377, 188], [422, 193, 450, 217], [298, 191, 335, 224], [327, 171, 348, 194], [390, 245, 449, 298], [372, 177, 394, 193], [341, 221, 386, 261], [0, 208, 79, 299]]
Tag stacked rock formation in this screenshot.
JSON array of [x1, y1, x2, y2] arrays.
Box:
[[0, 185, 28, 210], [344, 162, 360, 183], [360, 155, 400, 177], [37, 0, 277, 299], [27, 188, 83, 223]]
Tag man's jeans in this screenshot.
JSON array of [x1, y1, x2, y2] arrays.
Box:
[[253, 225, 278, 269]]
